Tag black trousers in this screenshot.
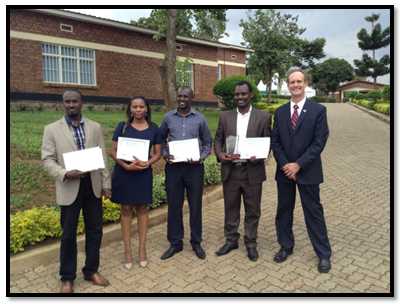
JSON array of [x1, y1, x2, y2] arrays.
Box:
[[276, 181, 332, 259], [165, 163, 204, 249], [222, 166, 262, 248], [59, 176, 103, 281]]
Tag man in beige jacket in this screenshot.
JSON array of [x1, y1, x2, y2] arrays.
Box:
[[41, 89, 111, 293]]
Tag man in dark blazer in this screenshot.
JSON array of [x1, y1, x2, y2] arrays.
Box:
[[271, 67, 332, 273], [214, 80, 272, 261]]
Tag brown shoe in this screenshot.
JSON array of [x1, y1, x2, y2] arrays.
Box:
[[84, 272, 110, 287], [60, 280, 74, 293]]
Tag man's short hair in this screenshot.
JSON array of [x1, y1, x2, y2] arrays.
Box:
[[63, 89, 83, 100], [178, 86, 194, 97], [286, 67, 310, 83], [235, 80, 253, 93]]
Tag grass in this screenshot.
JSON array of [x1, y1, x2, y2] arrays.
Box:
[[10, 108, 221, 213]]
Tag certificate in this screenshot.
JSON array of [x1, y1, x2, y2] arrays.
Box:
[[63, 146, 105, 172], [116, 137, 150, 162], [168, 138, 200, 162], [237, 137, 270, 159]]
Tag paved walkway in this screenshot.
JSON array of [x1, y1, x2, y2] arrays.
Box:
[[10, 103, 390, 293]]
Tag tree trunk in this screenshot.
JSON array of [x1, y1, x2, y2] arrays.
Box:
[[266, 68, 273, 103], [164, 9, 177, 110]]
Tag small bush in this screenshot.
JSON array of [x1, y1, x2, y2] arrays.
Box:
[[382, 85, 390, 101], [373, 103, 390, 115], [309, 96, 336, 103], [203, 155, 221, 185], [213, 75, 260, 110], [365, 90, 382, 101]]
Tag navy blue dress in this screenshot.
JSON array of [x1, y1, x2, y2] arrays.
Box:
[[111, 122, 162, 206]]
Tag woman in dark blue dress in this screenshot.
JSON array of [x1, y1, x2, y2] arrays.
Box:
[[110, 96, 162, 269]]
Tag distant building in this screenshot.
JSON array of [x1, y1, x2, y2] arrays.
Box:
[[335, 80, 385, 102], [10, 9, 251, 106]]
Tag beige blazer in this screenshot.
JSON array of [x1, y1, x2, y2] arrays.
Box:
[[214, 108, 272, 184], [41, 117, 111, 206]]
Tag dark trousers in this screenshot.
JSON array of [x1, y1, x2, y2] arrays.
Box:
[[59, 176, 103, 281], [275, 181, 332, 259], [165, 163, 204, 249], [223, 166, 262, 249]]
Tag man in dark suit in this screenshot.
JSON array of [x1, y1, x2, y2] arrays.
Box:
[[214, 80, 272, 261], [271, 67, 332, 273]]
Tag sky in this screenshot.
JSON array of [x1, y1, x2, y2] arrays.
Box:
[[67, 8, 391, 84]]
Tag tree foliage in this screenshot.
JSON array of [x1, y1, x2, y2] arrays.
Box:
[[131, 9, 228, 109], [354, 13, 390, 84], [131, 9, 228, 41], [240, 9, 325, 102], [311, 58, 354, 94]]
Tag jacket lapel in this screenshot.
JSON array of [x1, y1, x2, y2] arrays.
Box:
[[82, 117, 92, 148], [60, 118, 78, 151], [230, 110, 238, 136], [246, 108, 256, 137], [294, 99, 309, 133], [283, 103, 293, 135]]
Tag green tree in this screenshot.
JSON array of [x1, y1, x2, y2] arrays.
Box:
[[353, 13, 390, 84], [131, 9, 228, 41], [311, 58, 354, 94], [131, 9, 228, 109], [240, 9, 325, 102]]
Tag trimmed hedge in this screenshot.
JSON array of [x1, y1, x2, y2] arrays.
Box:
[[213, 75, 261, 110], [309, 96, 337, 103], [352, 99, 390, 116], [254, 102, 285, 115], [10, 156, 221, 254], [373, 103, 390, 115]]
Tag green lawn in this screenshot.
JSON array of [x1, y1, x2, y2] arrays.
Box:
[[10, 108, 221, 212]]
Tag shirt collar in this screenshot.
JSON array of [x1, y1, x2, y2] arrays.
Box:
[[236, 105, 252, 115], [65, 115, 85, 127], [290, 96, 306, 109], [174, 108, 196, 117]]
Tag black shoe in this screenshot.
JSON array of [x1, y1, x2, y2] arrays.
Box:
[[215, 243, 239, 256], [247, 247, 259, 262], [192, 244, 206, 259], [160, 246, 183, 260], [318, 258, 331, 273], [273, 247, 293, 263]]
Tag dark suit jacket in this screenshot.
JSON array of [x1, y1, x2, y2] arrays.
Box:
[[271, 99, 329, 184], [214, 108, 272, 184]]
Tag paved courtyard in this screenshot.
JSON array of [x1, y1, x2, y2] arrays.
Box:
[[10, 103, 391, 294]]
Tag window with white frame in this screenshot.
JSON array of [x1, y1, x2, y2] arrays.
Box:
[[42, 43, 96, 85], [176, 60, 193, 89]]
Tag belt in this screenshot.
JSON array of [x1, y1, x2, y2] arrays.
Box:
[[233, 161, 248, 167], [80, 173, 90, 179]]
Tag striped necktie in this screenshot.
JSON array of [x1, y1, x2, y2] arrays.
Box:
[[291, 104, 299, 129]]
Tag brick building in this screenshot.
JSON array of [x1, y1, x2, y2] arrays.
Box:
[[335, 80, 385, 102], [10, 9, 250, 106]]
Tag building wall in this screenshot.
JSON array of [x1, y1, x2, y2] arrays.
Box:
[[10, 10, 247, 104]]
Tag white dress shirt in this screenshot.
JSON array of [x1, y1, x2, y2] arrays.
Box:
[[236, 105, 252, 138], [290, 96, 306, 117]]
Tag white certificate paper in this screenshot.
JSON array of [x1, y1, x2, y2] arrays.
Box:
[[168, 138, 200, 162], [63, 146, 105, 172], [116, 137, 150, 162], [237, 137, 270, 159]]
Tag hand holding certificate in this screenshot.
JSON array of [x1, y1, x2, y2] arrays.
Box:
[[63, 146, 105, 172], [116, 137, 150, 162], [168, 138, 200, 163], [238, 137, 270, 159]]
